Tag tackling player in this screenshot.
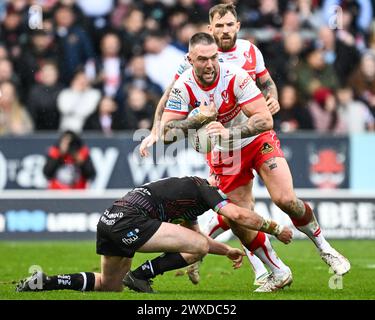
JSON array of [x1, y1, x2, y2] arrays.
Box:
[[16, 176, 292, 293]]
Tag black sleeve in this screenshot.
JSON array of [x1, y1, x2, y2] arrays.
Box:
[[79, 157, 96, 180], [197, 184, 229, 212], [43, 157, 63, 179]]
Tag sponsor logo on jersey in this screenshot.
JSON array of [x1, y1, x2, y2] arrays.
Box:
[[260, 142, 274, 155], [244, 50, 253, 63], [239, 76, 251, 90], [122, 228, 140, 245], [218, 58, 224, 62], [217, 105, 241, 123], [166, 99, 182, 110], [221, 90, 229, 103], [167, 87, 183, 110]]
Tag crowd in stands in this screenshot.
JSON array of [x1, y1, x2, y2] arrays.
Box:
[[1, 0, 375, 137]]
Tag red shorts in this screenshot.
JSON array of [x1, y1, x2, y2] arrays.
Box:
[[206, 130, 284, 193]]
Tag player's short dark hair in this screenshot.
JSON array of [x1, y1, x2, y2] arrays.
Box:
[[189, 32, 216, 50], [209, 3, 238, 23]]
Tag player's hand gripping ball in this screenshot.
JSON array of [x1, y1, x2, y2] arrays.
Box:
[[188, 107, 217, 154]]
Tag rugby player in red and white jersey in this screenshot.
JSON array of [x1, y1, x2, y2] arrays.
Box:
[[161, 32, 293, 292]]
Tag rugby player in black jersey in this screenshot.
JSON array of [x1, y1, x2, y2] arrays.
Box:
[[16, 176, 292, 293]]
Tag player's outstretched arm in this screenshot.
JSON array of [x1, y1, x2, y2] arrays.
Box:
[[185, 222, 244, 268], [218, 203, 293, 244]]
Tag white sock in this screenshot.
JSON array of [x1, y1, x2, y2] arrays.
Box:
[[297, 221, 332, 252], [242, 245, 269, 278], [204, 214, 269, 278], [203, 213, 230, 238], [250, 232, 290, 276]]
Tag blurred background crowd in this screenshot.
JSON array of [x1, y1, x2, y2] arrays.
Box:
[[1, 0, 375, 137]]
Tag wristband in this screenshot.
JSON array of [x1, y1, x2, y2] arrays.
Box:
[[260, 218, 283, 236]]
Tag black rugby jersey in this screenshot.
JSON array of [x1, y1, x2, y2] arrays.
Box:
[[113, 176, 228, 223]]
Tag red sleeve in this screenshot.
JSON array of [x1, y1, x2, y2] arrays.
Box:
[[256, 68, 269, 78], [48, 146, 61, 159]]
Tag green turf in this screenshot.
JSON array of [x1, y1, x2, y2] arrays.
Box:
[[0, 240, 374, 300]]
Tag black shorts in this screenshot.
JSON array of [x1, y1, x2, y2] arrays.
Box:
[[96, 205, 162, 258]]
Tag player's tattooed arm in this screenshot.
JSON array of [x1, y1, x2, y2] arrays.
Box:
[[163, 113, 217, 144], [257, 76, 278, 100], [228, 113, 272, 140]]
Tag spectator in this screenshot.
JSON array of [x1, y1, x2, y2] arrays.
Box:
[[0, 58, 20, 88], [54, 5, 95, 85], [93, 32, 125, 98], [120, 7, 146, 61], [57, 69, 101, 133], [308, 87, 345, 133], [0, 81, 33, 136], [143, 30, 185, 91], [84, 96, 125, 134], [139, 0, 169, 31], [347, 50, 375, 117], [322, 0, 373, 36], [296, 46, 339, 100], [171, 22, 198, 53], [27, 61, 63, 131], [336, 85, 375, 133], [317, 26, 361, 85], [0, 4, 27, 61], [266, 32, 305, 87], [75, 0, 115, 52], [122, 54, 163, 106], [123, 86, 154, 130], [43, 130, 96, 190], [274, 84, 314, 132], [17, 30, 57, 96]]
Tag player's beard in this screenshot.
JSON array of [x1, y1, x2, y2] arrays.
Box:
[[214, 33, 237, 51], [196, 67, 218, 87]]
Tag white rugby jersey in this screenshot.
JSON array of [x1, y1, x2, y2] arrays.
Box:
[[165, 62, 263, 151], [175, 39, 268, 81]]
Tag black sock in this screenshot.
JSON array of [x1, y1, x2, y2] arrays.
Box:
[[44, 272, 95, 291], [133, 253, 189, 280]]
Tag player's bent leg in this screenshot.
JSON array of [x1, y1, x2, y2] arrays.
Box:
[[137, 222, 209, 256], [258, 157, 350, 275], [99, 255, 132, 292], [16, 270, 99, 292], [123, 222, 209, 293]]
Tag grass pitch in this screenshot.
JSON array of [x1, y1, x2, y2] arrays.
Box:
[[0, 239, 374, 300]]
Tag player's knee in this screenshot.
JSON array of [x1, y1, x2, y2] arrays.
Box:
[[100, 280, 123, 292], [194, 236, 209, 257], [272, 193, 297, 212]]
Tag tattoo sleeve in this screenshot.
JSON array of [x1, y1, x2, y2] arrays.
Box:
[[259, 218, 283, 236], [163, 113, 217, 144], [228, 113, 272, 140], [257, 77, 278, 100]]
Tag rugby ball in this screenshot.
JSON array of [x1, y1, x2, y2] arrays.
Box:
[[187, 108, 216, 154]]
